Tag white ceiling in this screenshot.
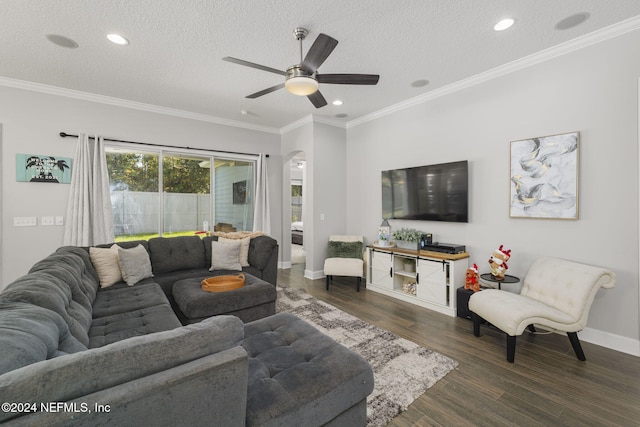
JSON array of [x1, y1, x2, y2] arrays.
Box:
[[2, 1, 640, 131]]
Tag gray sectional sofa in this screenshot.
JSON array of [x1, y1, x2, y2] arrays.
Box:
[[0, 235, 374, 426]]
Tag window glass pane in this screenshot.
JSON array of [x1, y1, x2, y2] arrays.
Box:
[[214, 159, 254, 231], [162, 153, 211, 235], [106, 148, 160, 241]]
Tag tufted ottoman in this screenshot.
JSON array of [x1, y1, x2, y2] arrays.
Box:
[[242, 312, 374, 427], [172, 273, 277, 324]]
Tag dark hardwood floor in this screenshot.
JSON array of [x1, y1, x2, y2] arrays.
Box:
[[279, 265, 640, 427]]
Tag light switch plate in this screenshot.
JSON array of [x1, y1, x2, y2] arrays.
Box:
[[14, 217, 37, 226]]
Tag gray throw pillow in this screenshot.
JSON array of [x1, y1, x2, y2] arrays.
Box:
[[210, 240, 242, 271], [117, 244, 154, 286]]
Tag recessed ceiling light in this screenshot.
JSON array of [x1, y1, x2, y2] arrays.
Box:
[[107, 33, 129, 46], [332, 100, 343, 106], [411, 79, 430, 88], [45, 34, 79, 49], [555, 13, 590, 30], [494, 18, 515, 32]]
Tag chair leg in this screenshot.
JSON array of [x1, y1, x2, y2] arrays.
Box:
[[527, 324, 537, 333], [326, 275, 330, 291], [568, 332, 586, 361], [356, 277, 361, 292], [506, 335, 516, 363], [471, 313, 482, 337]]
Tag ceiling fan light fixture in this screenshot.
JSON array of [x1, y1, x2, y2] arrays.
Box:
[[285, 76, 318, 96]]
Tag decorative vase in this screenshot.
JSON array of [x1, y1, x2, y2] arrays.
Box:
[[403, 263, 416, 273]]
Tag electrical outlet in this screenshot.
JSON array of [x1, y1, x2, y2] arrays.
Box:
[[55, 216, 64, 226], [42, 216, 54, 226], [13, 217, 37, 227]]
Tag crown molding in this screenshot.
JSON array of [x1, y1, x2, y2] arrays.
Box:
[[280, 114, 314, 134], [0, 76, 281, 134], [347, 15, 640, 129], [279, 113, 346, 134]]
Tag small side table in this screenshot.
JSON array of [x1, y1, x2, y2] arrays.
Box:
[[479, 273, 520, 290]]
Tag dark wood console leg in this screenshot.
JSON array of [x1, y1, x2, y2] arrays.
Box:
[[568, 332, 586, 361]]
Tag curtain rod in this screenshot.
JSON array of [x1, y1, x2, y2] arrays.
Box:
[[59, 132, 269, 158]]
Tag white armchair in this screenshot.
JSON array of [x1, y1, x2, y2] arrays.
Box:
[[324, 235, 364, 292], [469, 257, 616, 363]]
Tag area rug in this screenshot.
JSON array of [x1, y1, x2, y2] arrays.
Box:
[[276, 284, 458, 427]]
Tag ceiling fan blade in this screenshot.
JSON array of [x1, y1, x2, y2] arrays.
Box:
[[223, 57, 286, 76], [307, 90, 327, 108], [301, 34, 338, 72], [316, 73, 380, 85], [246, 83, 285, 99]]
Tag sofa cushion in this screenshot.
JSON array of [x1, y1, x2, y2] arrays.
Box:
[[117, 244, 154, 285], [0, 315, 245, 423], [89, 245, 123, 288], [248, 236, 278, 271], [242, 312, 374, 427], [0, 271, 93, 347], [89, 303, 181, 347], [210, 240, 242, 271], [149, 236, 206, 274], [92, 282, 169, 318], [0, 301, 88, 375]]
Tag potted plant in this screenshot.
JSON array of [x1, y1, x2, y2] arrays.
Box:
[[392, 228, 422, 250], [403, 257, 416, 272]]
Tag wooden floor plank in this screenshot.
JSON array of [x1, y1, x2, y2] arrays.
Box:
[[279, 266, 640, 426]]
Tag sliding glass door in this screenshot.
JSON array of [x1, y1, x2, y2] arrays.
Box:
[[105, 146, 255, 241], [162, 152, 211, 234]]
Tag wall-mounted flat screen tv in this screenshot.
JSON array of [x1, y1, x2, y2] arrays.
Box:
[[381, 160, 468, 223]]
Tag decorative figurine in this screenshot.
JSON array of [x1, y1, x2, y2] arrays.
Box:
[[488, 245, 511, 280], [464, 263, 480, 292]]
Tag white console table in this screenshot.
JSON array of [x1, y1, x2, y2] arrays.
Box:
[[367, 246, 469, 317]]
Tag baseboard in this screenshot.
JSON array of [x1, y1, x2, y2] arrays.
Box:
[[279, 261, 291, 269], [304, 269, 325, 280], [579, 327, 640, 357]]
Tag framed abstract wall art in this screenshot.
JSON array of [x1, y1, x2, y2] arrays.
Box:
[[16, 154, 72, 184], [509, 131, 579, 219]]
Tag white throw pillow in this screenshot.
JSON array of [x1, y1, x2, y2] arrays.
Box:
[[219, 236, 250, 267], [210, 240, 242, 271], [117, 244, 154, 286], [89, 245, 123, 288]]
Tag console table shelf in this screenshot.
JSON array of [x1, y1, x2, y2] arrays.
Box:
[[367, 247, 469, 317]]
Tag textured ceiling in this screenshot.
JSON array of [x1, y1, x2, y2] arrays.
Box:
[[1, 1, 640, 131]]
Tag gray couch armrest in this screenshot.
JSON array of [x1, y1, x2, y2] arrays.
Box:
[[9, 346, 248, 427], [0, 316, 244, 424]]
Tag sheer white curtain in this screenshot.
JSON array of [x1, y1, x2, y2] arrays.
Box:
[[63, 134, 114, 246], [253, 154, 271, 235]]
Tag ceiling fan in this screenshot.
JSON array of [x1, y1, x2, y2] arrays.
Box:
[[223, 27, 379, 108]]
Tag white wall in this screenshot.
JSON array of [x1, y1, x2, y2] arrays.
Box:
[[346, 29, 640, 355], [0, 86, 282, 286], [281, 120, 347, 278]]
